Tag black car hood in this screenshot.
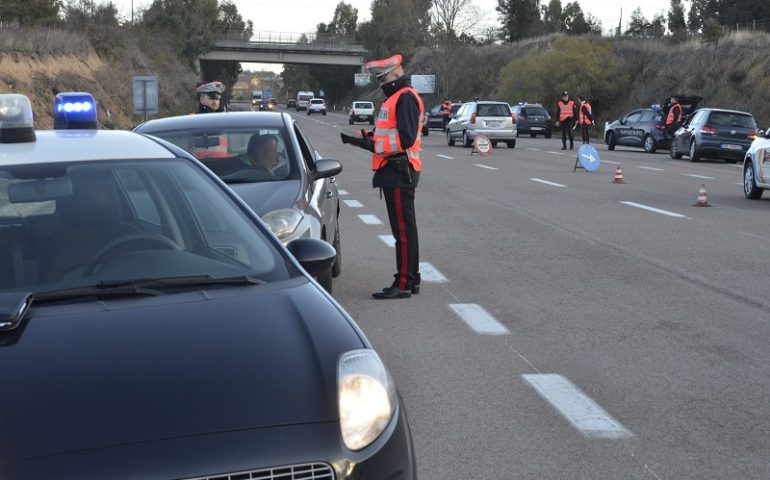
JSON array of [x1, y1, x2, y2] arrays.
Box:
[[0, 281, 364, 461], [230, 179, 302, 216]]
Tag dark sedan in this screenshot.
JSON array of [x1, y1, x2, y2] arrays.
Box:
[[421, 102, 461, 136], [0, 95, 416, 479], [512, 102, 552, 138], [604, 95, 702, 153], [135, 112, 342, 293], [670, 107, 757, 163]]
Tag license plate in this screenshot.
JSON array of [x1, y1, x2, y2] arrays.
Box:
[[721, 144, 742, 150], [531, 126, 543, 130], [486, 121, 501, 128]]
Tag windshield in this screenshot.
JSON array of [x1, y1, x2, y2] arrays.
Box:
[[523, 107, 547, 116], [477, 104, 511, 117], [354, 102, 372, 109], [0, 159, 295, 296], [707, 111, 756, 128], [143, 127, 297, 183]]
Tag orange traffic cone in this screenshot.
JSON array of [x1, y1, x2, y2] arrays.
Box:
[[612, 165, 625, 184], [693, 184, 711, 207]]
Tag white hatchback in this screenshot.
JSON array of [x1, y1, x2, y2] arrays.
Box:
[[307, 98, 327, 116]]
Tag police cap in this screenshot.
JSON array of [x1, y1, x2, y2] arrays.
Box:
[[365, 54, 402, 81]]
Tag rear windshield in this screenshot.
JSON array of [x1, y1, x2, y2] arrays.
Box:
[[707, 111, 756, 128], [354, 102, 373, 109], [523, 107, 547, 116], [310, 99, 324, 105], [477, 104, 511, 117]]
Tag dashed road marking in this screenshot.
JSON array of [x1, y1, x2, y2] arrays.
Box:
[[621, 201, 689, 219], [419, 262, 448, 283], [359, 214, 383, 225], [449, 304, 509, 335], [637, 166, 664, 171], [547, 151, 565, 155], [437, 154, 454, 159], [603, 160, 620, 164], [530, 178, 566, 188], [523, 374, 634, 439], [475, 164, 498, 170], [378, 235, 396, 247], [338, 190, 349, 195], [343, 199, 363, 208], [526, 147, 540, 151], [685, 174, 715, 180]]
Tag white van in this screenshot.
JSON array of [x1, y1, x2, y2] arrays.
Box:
[[296, 91, 315, 111], [349, 101, 375, 125]]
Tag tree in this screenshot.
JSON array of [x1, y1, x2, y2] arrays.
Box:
[[309, 3, 359, 106], [430, 0, 481, 95], [561, 2, 600, 35], [650, 13, 666, 38], [541, 0, 562, 34], [0, 0, 62, 26], [358, 0, 431, 60], [496, 0, 542, 42], [667, 0, 686, 39], [625, 7, 649, 37]]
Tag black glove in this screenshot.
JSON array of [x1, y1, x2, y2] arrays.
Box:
[[340, 131, 374, 152]]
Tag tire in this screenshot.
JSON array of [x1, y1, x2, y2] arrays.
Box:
[[422, 126, 429, 136], [490, 141, 497, 147], [643, 135, 656, 153], [331, 223, 342, 277], [369, 118, 374, 125], [463, 130, 472, 148], [670, 143, 683, 159], [322, 111, 326, 116], [446, 130, 455, 146], [506, 140, 516, 149], [689, 140, 700, 162], [530, 133, 537, 138], [545, 132, 552, 139], [607, 132, 616, 150], [744, 162, 763, 199]]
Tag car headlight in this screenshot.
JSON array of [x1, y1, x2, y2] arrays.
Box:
[[338, 349, 397, 451], [262, 208, 303, 239]]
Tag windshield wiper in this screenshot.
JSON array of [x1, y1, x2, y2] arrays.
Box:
[[34, 275, 264, 304]]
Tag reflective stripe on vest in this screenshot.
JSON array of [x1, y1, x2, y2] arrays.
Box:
[[666, 103, 682, 125], [191, 136, 228, 159], [579, 102, 593, 125], [372, 87, 424, 172], [559, 100, 575, 121]]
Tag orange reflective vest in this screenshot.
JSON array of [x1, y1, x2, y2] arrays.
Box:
[[666, 103, 683, 125], [578, 101, 593, 125], [191, 136, 229, 159], [372, 87, 424, 172], [558, 100, 575, 121]]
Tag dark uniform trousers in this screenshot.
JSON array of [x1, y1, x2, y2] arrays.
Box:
[[561, 118, 575, 148], [382, 186, 420, 290]]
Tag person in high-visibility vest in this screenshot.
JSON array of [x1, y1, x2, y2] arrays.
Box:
[[665, 96, 683, 138], [577, 95, 594, 145], [340, 53, 424, 299], [555, 91, 576, 150], [195, 81, 226, 113], [440, 97, 452, 129]]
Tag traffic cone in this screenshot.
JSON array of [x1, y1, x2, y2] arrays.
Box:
[[612, 165, 625, 184], [693, 184, 712, 207]]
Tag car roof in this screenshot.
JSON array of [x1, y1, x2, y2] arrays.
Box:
[[136, 111, 289, 131], [0, 130, 176, 166], [695, 107, 754, 117]]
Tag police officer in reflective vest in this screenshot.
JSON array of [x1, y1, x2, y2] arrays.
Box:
[[665, 96, 683, 138], [555, 91, 576, 150], [577, 95, 594, 145], [340, 54, 424, 299], [440, 97, 452, 129]]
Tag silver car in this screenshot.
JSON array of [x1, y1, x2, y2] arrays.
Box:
[[446, 100, 517, 148], [742, 122, 770, 199]]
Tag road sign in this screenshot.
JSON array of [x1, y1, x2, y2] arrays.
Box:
[[576, 144, 601, 171], [132, 75, 158, 120], [354, 73, 370, 87], [264, 87, 272, 99], [411, 75, 435, 94], [472, 135, 492, 156]]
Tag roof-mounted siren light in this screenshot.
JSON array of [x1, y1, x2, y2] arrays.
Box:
[[651, 103, 662, 110], [0, 94, 36, 144], [54, 92, 97, 130]]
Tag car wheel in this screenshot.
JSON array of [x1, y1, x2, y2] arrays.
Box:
[[490, 141, 497, 147], [530, 133, 537, 138], [422, 126, 429, 136], [744, 162, 763, 199], [369, 118, 374, 125], [322, 111, 326, 116], [689, 140, 700, 162], [463, 130, 472, 148], [545, 132, 552, 139], [331, 223, 342, 277], [643, 135, 656, 153], [506, 140, 516, 148], [447, 130, 455, 146], [607, 132, 616, 150], [670, 143, 683, 159]]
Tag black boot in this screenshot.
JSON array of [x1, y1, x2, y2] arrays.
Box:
[[373, 286, 412, 299]]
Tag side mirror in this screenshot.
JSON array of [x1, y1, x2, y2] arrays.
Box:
[[619, 116, 626, 125], [286, 238, 336, 278], [758, 129, 767, 138], [314, 158, 342, 179]]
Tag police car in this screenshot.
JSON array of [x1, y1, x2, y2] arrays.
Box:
[[743, 123, 770, 199], [604, 95, 702, 153], [0, 94, 417, 479]]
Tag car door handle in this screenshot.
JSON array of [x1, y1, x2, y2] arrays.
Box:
[[325, 190, 335, 198]]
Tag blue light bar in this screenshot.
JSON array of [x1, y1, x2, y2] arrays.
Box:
[[651, 103, 661, 110], [54, 92, 97, 129]]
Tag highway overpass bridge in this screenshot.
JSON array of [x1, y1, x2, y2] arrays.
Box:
[[200, 31, 367, 68]]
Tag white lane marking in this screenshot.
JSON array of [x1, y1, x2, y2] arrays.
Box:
[[338, 189, 349, 195], [740, 231, 770, 241], [419, 262, 448, 283], [379, 235, 396, 247], [522, 374, 634, 439], [547, 151, 565, 155], [735, 182, 744, 186], [637, 166, 664, 171], [449, 304, 509, 335], [358, 214, 382, 225], [620, 201, 689, 218], [437, 154, 454, 159], [526, 147, 540, 151], [530, 178, 566, 188], [603, 159, 620, 164], [685, 174, 715, 180], [343, 199, 363, 208], [475, 164, 498, 170]]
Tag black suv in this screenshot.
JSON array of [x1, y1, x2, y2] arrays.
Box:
[[512, 103, 552, 138], [604, 94, 702, 153]]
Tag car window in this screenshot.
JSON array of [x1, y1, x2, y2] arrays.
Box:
[[354, 102, 372, 109], [639, 110, 656, 122], [685, 110, 702, 125], [524, 107, 547, 116], [477, 104, 510, 117], [626, 111, 643, 123], [294, 124, 317, 173], [707, 111, 756, 128]]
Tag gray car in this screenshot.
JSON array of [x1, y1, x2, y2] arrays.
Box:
[[670, 107, 757, 163], [446, 100, 517, 148], [135, 111, 342, 292]]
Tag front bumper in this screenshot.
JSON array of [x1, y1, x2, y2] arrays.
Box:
[[3, 403, 417, 480]]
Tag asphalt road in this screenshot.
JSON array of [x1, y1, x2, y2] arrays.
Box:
[[285, 106, 770, 479]]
